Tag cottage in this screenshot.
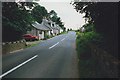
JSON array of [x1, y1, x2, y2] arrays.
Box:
[[47, 20, 63, 36], [56, 25, 63, 34], [27, 18, 63, 40], [27, 21, 51, 40], [41, 18, 53, 36]]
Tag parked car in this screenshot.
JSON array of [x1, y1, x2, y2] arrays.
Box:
[[22, 34, 39, 41]]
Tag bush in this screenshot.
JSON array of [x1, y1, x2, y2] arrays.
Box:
[[76, 31, 102, 59], [76, 31, 103, 77], [77, 31, 101, 46]]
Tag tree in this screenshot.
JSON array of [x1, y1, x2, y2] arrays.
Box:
[[82, 23, 94, 32], [31, 5, 48, 24], [49, 10, 57, 17], [72, 2, 118, 57], [2, 2, 37, 42], [2, 2, 66, 42], [48, 10, 65, 30]]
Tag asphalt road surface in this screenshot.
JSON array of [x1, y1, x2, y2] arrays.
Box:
[[2, 31, 79, 78]]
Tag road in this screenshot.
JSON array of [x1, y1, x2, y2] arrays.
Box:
[[2, 31, 79, 78]]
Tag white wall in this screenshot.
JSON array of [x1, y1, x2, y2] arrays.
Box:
[[60, 29, 63, 33], [39, 31, 44, 39], [48, 31, 51, 36]]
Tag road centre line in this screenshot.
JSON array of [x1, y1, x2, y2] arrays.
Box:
[[61, 38, 65, 41], [49, 42, 59, 49], [48, 37, 66, 49], [0, 55, 38, 78]]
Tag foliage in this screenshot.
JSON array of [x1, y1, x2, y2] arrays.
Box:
[[2, 2, 37, 33], [58, 31, 67, 35], [74, 2, 118, 77], [76, 31, 103, 77], [72, 2, 118, 56], [49, 10, 65, 30], [49, 10, 57, 19], [2, 2, 66, 42], [2, 2, 38, 42], [82, 23, 94, 32], [72, 2, 118, 37], [31, 5, 48, 24], [76, 31, 102, 58]]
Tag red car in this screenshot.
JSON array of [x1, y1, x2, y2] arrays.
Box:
[[22, 34, 39, 41]]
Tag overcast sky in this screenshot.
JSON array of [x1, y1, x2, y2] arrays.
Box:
[[37, 1, 85, 30]]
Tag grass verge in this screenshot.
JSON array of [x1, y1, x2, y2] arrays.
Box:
[[25, 40, 41, 48], [58, 31, 68, 35]]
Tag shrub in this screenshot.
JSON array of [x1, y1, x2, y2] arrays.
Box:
[[76, 31, 102, 59], [76, 31, 103, 77]]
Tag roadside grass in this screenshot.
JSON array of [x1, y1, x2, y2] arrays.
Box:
[[58, 31, 68, 35], [25, 40, 41, 48], [76, 31, 101, 78], [25, 43, 37, 48]]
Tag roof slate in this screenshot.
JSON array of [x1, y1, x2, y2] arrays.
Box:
[[32, 19, 63, 31], [32, 22, 50, 31]]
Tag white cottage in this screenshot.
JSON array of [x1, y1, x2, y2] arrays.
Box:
[[27, 18, 63, 40], [27, 21, 51, 40], [47, 20, 63, 36], [56, 25, 63, 33]]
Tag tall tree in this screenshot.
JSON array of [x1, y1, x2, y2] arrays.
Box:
[[2, 2, 37, 42], [49, 10, 57, 17], [72, 2, 118, 57], [49, 10, 65, 30], [31, 5, 48, 24]]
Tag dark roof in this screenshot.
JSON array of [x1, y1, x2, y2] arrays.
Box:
[[32, 22, 51, 31], [43, 23, 52, 30], [48, 21, 60, 30], [32, 21, 63, 31]]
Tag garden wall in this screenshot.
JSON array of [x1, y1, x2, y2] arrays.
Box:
[[2, 40, 26, 54]]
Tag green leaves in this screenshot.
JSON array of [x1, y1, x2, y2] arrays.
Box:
[[2, 2, 65, 41], [2, 2, 38, 42], [49, 10, 65, 30], [82, 23, 94, 32], [76, 31, 102, 52], [2, 2, 36, 33], [31, 5, 48, 24]]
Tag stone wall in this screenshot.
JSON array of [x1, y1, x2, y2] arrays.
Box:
[[2, 40, 26, 54]]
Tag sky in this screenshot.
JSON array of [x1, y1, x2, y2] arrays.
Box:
[[37, 1, 86, 30]]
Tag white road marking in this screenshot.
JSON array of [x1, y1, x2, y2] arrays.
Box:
[[49, 42, 59, 49], [0, 55, 38, 78], [61, 38, 65, 41]]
